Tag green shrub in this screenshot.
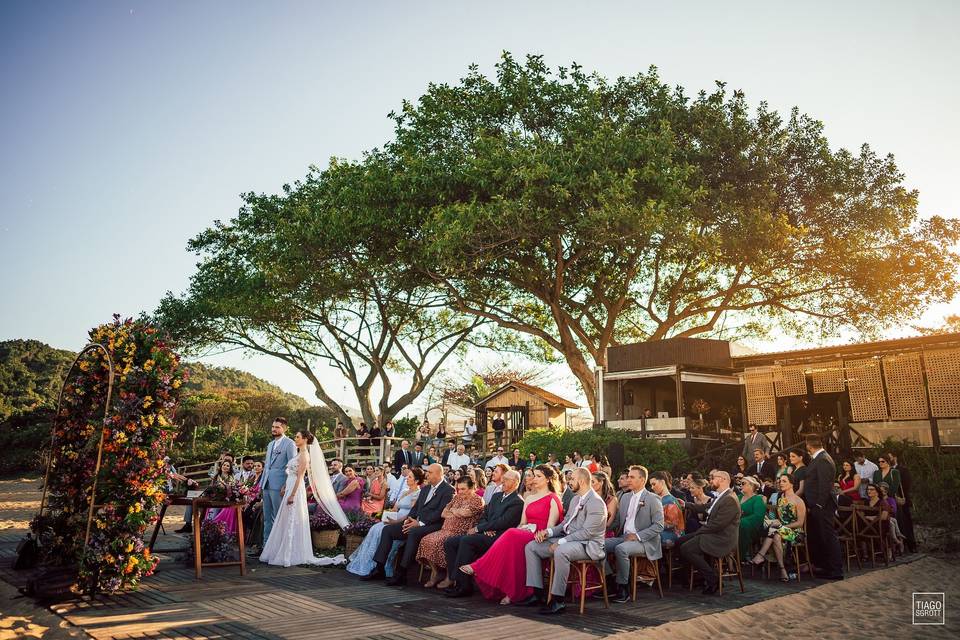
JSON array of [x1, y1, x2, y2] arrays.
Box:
[[517, 427, 688, 474]]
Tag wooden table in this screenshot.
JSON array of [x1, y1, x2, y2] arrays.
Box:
[[148, 496, 246, 579]]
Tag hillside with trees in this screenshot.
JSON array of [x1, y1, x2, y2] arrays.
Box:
[[0, 339, 333, 474]]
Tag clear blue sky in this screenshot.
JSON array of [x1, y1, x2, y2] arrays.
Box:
[[2, 1, 958, 408]]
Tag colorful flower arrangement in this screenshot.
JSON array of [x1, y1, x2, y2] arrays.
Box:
[[309, 507, 340, 532], [202, 477, 256, 504], [343, 509, 375, 537], [32, 316, 186, 594], [185, 521, 237, 564]]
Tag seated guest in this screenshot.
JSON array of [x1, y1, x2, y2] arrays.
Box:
[[447, 444, 471, 470], [361, 464, 454, 585], [615, 471, 630, 500], [592, 471, 619, 533], [547, 453, 560, 469], [440, 441, 455, 466], [519, 467, 608, 614], [329, 458, 347, 493], [678, 470, 741, 595], [750, 473, 805, 581], [732, 455, 748, 479], [471, 468, 487, 497], [336, 465, 365, 512], [561, 470, 575, 512], [362, 466, 388, 516], [604, 465, 664, 603], [775, 453, 793, 479], [347, 468, 424, 576], [684, 477, 713, 533], [838, 459, 862, 503], [442, 470, 523, 595], [416, 476, 485, 587], [426, 446, 439, 465], [483, 463, 508, 504], [649, 471, 685, 544], [561, 454, 577, 473], [874, 483, 905, 555], [461, 465, 564, 605], [737, 475, 766, 562], [751, 449, 776, 481], [387, 466, 410, 506]]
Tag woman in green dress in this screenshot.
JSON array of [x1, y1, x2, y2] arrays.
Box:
[[750, 473, 806, 582], [871, 455, 901, 498], [737, 475, 767, 561]]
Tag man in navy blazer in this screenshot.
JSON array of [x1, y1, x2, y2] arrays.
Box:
[[362, 463, 454, 585]]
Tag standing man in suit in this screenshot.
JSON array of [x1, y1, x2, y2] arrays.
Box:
[[410, 442, 426, 468], [393, 440, 412, 474], [362, 464, 454, 585], [520, 467, 607, 615], [443, 470, 524, 597], [260, 417, 297, 545], [752, 448, 776, 481], [742, 424, 770, 461], [492, 413, 507, 447], [803, 435, 843, 580], [604, 465, 664, 603], [678, 470, 741, 594]]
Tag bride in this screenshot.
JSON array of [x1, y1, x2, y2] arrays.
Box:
[[259, 429, 349, 566]]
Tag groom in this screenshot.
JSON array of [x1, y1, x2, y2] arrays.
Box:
[[260, 417, 297, 545]]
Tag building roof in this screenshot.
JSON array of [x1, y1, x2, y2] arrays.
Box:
[[474, 380, 580, 410], [733, 331, 960, 367]]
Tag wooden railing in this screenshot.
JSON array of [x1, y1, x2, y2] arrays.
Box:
[[174, 428, 529, 485]]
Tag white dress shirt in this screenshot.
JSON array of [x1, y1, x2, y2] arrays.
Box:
[[447, 452, 471, 469], [855, 458, 879, 499], [623, 488, 646, 537], [485, 454, 508, 469]]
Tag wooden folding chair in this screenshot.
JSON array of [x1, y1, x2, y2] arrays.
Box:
[[546, 557, 609, 614], [854, 505, 888, 568], [835, 506, 861, 572], [688, 548, 744, 595], [629, 555, 663, 600]]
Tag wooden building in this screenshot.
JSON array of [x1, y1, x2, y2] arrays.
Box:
[[600, 333, 960, 451], [474, 381, 579, 447]]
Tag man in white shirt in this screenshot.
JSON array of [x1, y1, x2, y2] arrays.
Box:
[[854, 453, 879, 500], [603, 466, 664, 602], [236, 456, 256, 483], [462, 418, 477, 445], [447, 444, 471, 470], [387, 466, 408, 506], [485, 447, 509, 469]]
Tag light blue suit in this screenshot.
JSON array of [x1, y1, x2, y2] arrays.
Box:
[[261, 435, 297, 544]]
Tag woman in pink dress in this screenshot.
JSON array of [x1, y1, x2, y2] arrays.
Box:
[[461, 464, 563, 605]]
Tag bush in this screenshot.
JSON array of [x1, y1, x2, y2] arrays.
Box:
[[517, 427, 688, 475], [0, 408, 53, 476]]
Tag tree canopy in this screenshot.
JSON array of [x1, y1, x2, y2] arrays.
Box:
[[161, 53, 960, 420]]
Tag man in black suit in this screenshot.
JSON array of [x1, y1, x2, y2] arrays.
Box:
[[678, 470, 741, 594], [393, 440, 413, 474], [803, 434, 843, 580], [443, 469, 523, 597], [751, 448, 776, 481], [492, 413, 507, 447], [362, 463, 454, 585]]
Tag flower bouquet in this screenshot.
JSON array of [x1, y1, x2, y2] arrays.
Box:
[[343, 510, 374, 557], [309, 508, 340, 550], [202, 477, 254, 505]]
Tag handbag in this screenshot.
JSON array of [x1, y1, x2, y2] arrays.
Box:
[[895, 483, 906, 507]]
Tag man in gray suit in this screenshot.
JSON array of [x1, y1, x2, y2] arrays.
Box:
[[604, 465, 664, 602], [260, 417, 297, 546], [520, 467, 607, 615], [742, 424, 770, 460]]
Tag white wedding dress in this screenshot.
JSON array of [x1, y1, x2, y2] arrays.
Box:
[[259, 441, 348, 567]]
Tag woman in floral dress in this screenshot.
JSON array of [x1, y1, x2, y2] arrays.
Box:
[[750, 473, 806, 581], [416, 475, 484, 587]]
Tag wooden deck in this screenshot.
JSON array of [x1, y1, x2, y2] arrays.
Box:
[[0, 479, 924, 640]]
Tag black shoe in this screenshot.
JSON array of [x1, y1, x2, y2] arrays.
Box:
[[701, 579, 720, 595], [613, 586, 630, 603], [538, 599, 566, 615], [360, 568, 385, 581], [516, 592, 544, 607], [445, 586, 471, 598], [174, 525, 191, 534], [385, 574, 407, 587]]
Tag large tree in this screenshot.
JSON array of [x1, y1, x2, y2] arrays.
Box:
[[369, 53, 960, 416], [156, 162, 490, 429]]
